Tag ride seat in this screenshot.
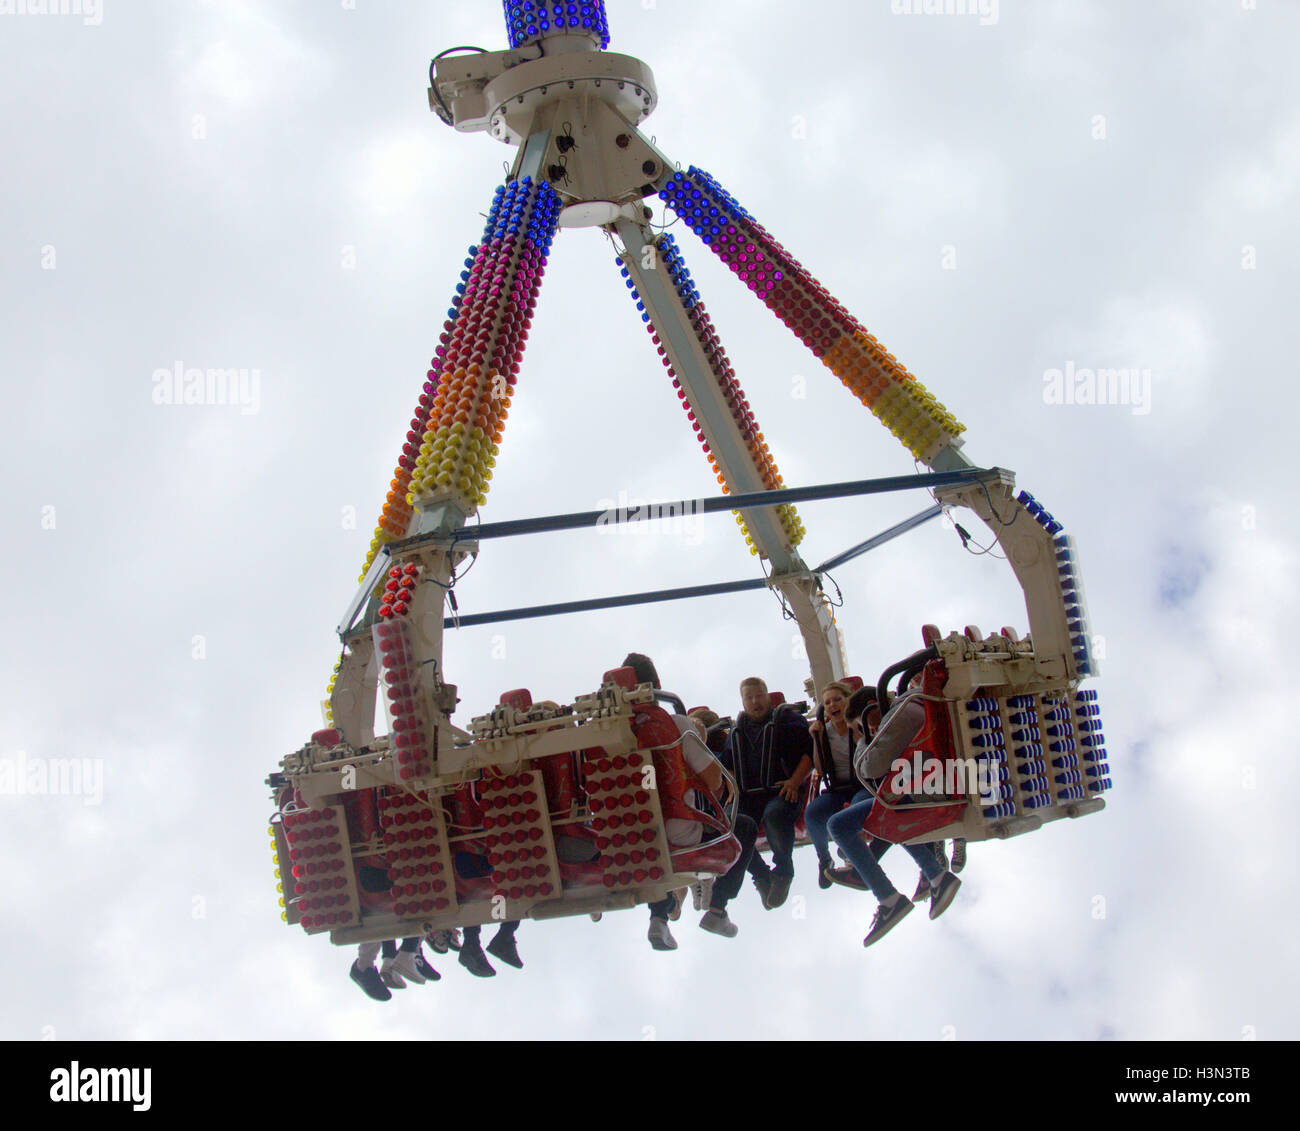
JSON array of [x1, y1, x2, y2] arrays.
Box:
[[863, 657, 967, 845]]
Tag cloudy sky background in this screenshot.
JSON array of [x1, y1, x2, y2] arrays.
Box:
[[2, 0, 1296, 1040]]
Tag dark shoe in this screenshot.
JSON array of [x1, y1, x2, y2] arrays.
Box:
[[766, 873, 792, 909], [863, 895, 914, 947], [928, 871, 962, 920], [350, 961, 392, 1001], [911, 874, 932, 903], [951, 838, 967, 874], [751, 870, 773, 908], [827, 866, 869, 891], [458, 943, 496, 978], [486, 930, 524, 969], [412, 950, 441, 982], [818, 858, 835, 890]]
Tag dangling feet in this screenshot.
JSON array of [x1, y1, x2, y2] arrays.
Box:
[[951, 837, 967, 874], [458, 941, 496, 978], [427, 928, 461, 955], [818, 856, 835, 890], [766, 873, 793, 909], [486, 930, 523, 970], [928, 870, 962, 920], [863, 893, 914, 948], [691, 877, 715, 910], [827, 866, 869, 891], [751, 870, 773, 908], [668, 888, 687, 921], [647, 917, 678, 951], [699, 908, 739, 938], [380, 957, 408, 990], [351, 960, 392, 1002]]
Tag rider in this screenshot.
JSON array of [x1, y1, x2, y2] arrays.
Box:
[[720, 677, 812, 910]]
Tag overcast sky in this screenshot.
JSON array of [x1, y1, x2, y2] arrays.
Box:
[[2, 0, 1296, 1041]]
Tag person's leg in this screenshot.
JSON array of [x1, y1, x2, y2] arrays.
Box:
[[459, 924, 495, 977], [700, 813, 757, 937], [381, 939, 397, 959], [827, 791, 899, 903], [394, 935, 440, 982], [487, 920, 523, 968], [351, 942, 391, 1001], [803, 790, 845, 869], [737, 795, 770, 877], [904, 843, 947, 882], [761, 794, 799, 877], [708, 814, 757, 911], [648, 895, 674, 920]]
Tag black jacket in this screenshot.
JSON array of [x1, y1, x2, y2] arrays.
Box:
[[722, 705, 812, 795]]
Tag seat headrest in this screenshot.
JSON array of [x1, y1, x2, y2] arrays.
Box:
[[499, 688, 533, 710], [603, 666, 638, 691]]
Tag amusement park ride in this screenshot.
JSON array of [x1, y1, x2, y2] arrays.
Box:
[[266, 2, 1110, 946]]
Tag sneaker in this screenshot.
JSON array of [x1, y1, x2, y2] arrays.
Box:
[[458, 943, 496, 978], [350, 961, 392, 1002], [691, 878, 714, 910], [934, 842, 950, 872], [411, 949, 441, 982], [647, 917, 678, 951], [427, 929, 450, 954], [751, 870, 773, 908], [766, 873, 793, 910], [668, 888, 687, 921], [699, 909, 738, 938], [380, 958, 407, 990], [911, 874, 932, 903], [827, 866, 868, 891], [589, 912, 603, 922], [391, 950, 426, 985], [818, 858, 835, 890], [445, 928, 463, 952], [486, 931, 524, 970], [863, 895, 914, 948], [928, 871, 962, 920], [951, 838, 967, 874]]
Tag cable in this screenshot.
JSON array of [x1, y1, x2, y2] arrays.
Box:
[[428, 45, 489, 125]]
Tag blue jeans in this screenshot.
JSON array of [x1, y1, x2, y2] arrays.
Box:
[[804, 787, 857, 864], [739, 792, 799, 878], [826, 789, 945, 902]]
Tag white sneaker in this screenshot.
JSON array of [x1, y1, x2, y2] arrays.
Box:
[[380, 958, 407, 989], [392, 949, 427, 985], [691, 878, 715, 911], [647, 917, 678, 951]]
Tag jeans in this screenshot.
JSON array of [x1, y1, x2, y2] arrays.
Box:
[[739, 792, 799, 878], [649, 814, 758, 917], [463, 921, 519, 945], [804, 787, 858, 865], [826, 789, 946, 902]]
